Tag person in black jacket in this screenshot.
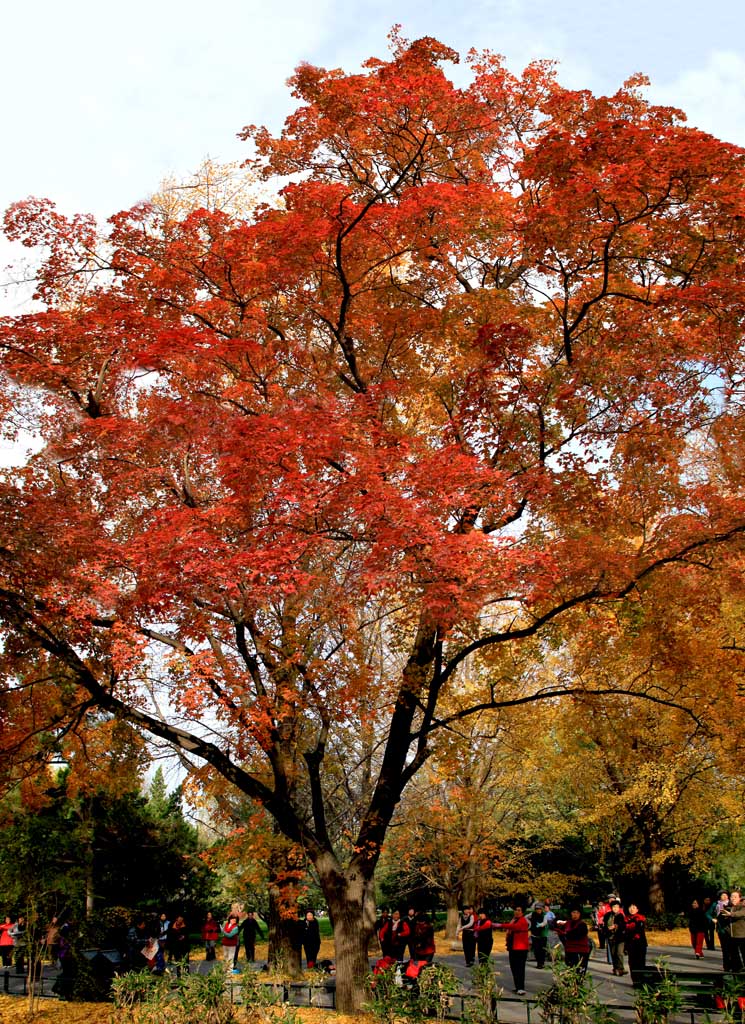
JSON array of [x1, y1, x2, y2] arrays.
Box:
[[529, 902, 549, 969], [603, 899, 627, 976], [688, 899, 707, 959], [240, 911, 265, 963], [302, 910, 321, 969]]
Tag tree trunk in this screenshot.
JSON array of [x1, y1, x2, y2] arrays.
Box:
[[266, 853, 302, 977], [320, 858, 376, 1014], [445, 890, 460, 940], [647, 849, 666, 916], [85, 851, 95, 919]]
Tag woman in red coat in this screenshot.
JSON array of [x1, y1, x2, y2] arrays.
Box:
[[201, 911, 220, 961], [494, 906, 530, 994], [473, 910, 495, 964], [556, 908, 591, 976], [410, 912, 436, 963]]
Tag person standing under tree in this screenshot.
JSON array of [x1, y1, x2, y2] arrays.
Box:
[[390, 909, 410, 961], [9, 915, 26, 976], [405, 907, 417, 959], [703, 897, 716, 952], [717, 895, 733, 971], [167, 916, 190, 975], [720, 890, 745, 971], [473, 910, 495, 965], [240, 911, 265, 963], [688, 899, 707, 959], [456, 906, 476, 968], [221, 914, 241, 972], [495, 906, 530, 995], [556, 908, 591, 976], [624, 904, 648, 984], [302, 910, 321, 969], [529, 902, 549, 969], [0, 916, 14, 967], [201, 912, 219, 961], [603, 899, 627, 976], [411, 911, 436, 963]]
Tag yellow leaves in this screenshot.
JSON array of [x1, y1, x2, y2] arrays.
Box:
[[151, 158, 272, 225]]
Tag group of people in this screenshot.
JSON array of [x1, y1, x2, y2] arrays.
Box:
[[455, 904, 593, 993], [686, 892, 745, 971], [126, 912, 194, 974], [127, 909, 267, 975], [200, 910, 267, 971], [376, 908, 437, 965], [0, 913, 71, 975], [590, 897, 648, 978]]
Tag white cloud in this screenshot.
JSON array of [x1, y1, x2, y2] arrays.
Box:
[[648, 51, 745, 147]]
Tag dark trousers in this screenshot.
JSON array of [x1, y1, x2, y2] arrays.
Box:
[[304, 943, 320, 968], [462, 932, 476, 966], [705, 922, 715, 951], [729, 936, 745, 972], [244, 940, 256, 962], [477, 939, 493, 965], [627, 942, 647, 985], [565, 950, 590, 976], [532, 936, 547, 968], [508, 950, 528, 991], [720, 933, 734, 971], [609, 938, 625, 974]]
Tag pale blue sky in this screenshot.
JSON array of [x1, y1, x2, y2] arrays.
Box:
[[1, 0, 743, 315], [2, 0, 744, 220]]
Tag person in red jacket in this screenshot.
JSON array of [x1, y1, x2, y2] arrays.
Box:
[[495, 906, 530, 994], [201, 911, 220, 961], [377, 910, 394, 958], [473, 910, 495, 964], [410, 911, 436, 963], [390, 910, 410, 961], [0, 915, 14, 968], [221, 914, 241, 970], [556, 908, 591, 976], [624, 903, 648, 984]]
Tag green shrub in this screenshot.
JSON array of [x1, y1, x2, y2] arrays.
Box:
[[536, 960, 618, 1024]]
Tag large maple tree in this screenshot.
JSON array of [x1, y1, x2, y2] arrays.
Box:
[[2, 33, 745, 1009]]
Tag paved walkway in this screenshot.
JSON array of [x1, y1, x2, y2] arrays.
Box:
[[2, 941, 728, 1020], [437, 942, 725, 1021]]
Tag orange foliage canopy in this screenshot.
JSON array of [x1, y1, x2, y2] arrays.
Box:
[[2, 31, 745, 1009]]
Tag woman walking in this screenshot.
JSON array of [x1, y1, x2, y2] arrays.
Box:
[[688, 899, 707, 959]]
